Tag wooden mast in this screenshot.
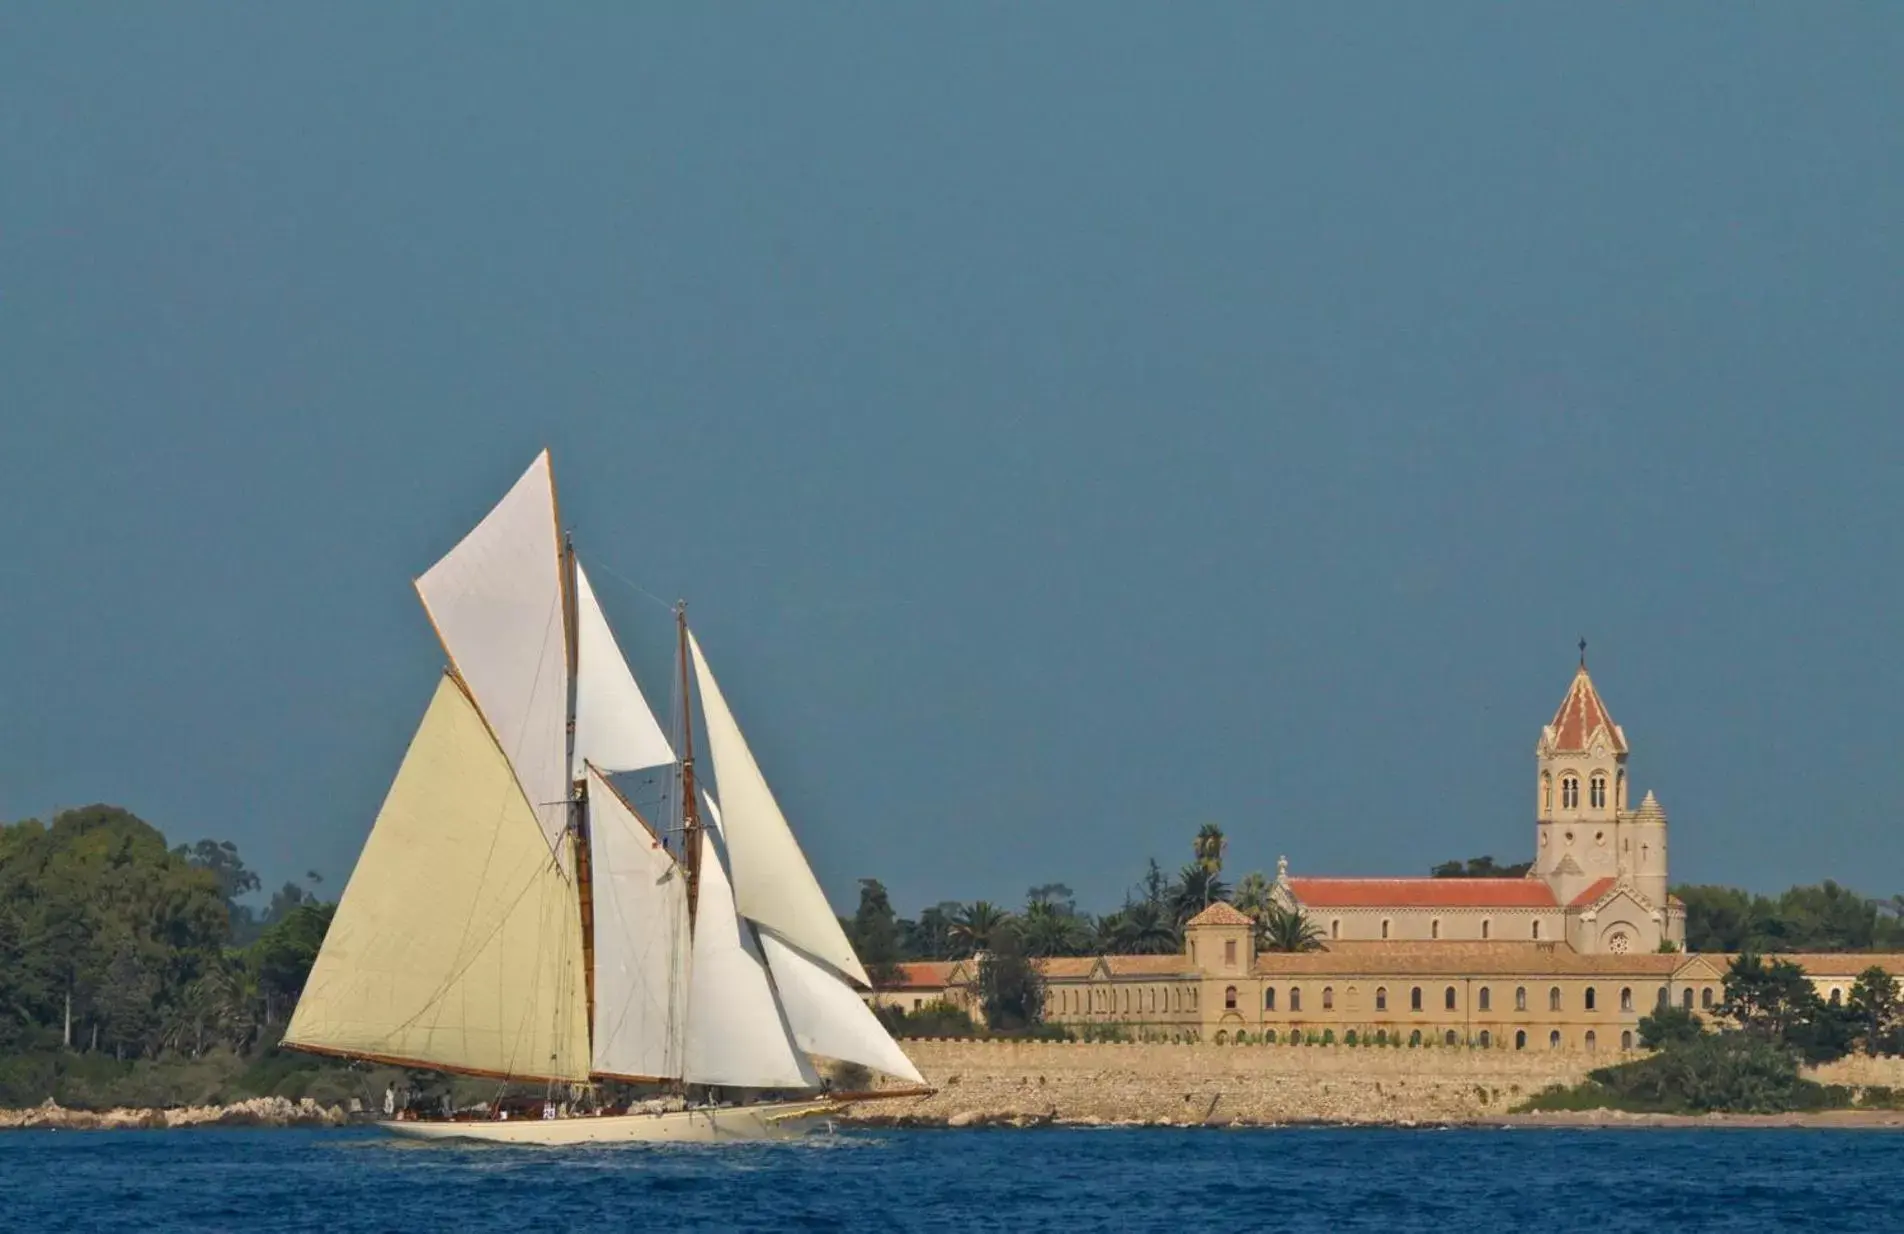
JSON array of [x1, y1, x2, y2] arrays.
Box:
[[677, 602, 703, 927], [563, 530, 597, 1050]]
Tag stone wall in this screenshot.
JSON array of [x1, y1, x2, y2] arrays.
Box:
[[845, 1040, 1611, 1126]]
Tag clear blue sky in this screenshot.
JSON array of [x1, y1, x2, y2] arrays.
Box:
[[3, 8, 1899, 916]]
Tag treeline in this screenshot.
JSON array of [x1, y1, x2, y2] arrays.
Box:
[[1526, 955, 1904, 1115], [0, 806, 332, 1060]]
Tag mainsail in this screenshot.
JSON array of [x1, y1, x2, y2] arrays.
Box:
[[687, 630, 870, 986], [572, 562, 674, 778], [414, 451, 571, 853], [584, 766, 688, 1081], [759, 930, 926, 1085], [682, 823, 818, 1089], [285, 674, 590, 1081]]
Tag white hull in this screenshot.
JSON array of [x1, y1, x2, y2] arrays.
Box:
[[377, 1100, 841, 1145]]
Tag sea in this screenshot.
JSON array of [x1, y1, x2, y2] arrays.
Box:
[[2, 1126, 1898, 1232]]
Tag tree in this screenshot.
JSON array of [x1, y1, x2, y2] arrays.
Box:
[[949, 901, 1012, 957], [1137, 859, 1169, 910], [1025, 884, 1077, 916], [1167, 865, 1230, 926], [849, 879, 903, 985], [1096, 901, 1179, 956], [1848, 966, 1903, 1057], [1637, 1004, 1706, 1049], [251, 901, 335, 1026], [1192, 825, 1226, 895], [1259, 903, 1325, 953], [1233, 872, 1274, 922], [1721, 953, 1821, 1042], [1019, 900, 1091, 958], [1430, 856, 1532, 879], [974, 924, 1045, 1032], [904, 901, 963, 961]]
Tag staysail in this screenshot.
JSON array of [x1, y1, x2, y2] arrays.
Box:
[[758, 931, 925, 1084], [572, 562, 674, 778], [414, 451, 572, 853], [585, 766, 688, 1081], [682, 822, 818, 1089], [687, 630, 870, 986], [285, 674, 590, 1081]]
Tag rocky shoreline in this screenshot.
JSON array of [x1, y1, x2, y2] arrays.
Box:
[[0, 1096, 350, 1131]]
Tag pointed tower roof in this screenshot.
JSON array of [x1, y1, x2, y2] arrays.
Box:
[[1544, 660, 1627, 755]]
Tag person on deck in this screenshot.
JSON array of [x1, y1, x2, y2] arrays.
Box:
[[382, 1086, 395, 1118]]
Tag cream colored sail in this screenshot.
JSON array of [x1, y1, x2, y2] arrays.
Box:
[[414, 450, 571, 853], [286, 675, 590, 1081], [572, 563, 674, 778], [758, 930, 925, 1085], [585, 767, 688, 1080], [686, 630, 869, 986], [682, 821, 819, 1090]]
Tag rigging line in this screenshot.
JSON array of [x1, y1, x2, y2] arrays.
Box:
[[587, 555, 677, 615]]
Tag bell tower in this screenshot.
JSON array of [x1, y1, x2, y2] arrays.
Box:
[[1535, 642, 1628, 907]]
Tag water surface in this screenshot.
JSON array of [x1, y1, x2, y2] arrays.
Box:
[[3, 1125, 1897, 1232]]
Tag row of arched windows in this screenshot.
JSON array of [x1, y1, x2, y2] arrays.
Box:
[[1212, 1027, 1645, 1052], [1542, 770, 1621, 812], [1051, 983, 1722, 1021]]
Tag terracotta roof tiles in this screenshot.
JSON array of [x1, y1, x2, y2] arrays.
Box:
[[1288, 877, 1557, 909], [1568, 877, 1618, 908], [1547, 663, 1628, 754], [1184, 901, 1256, 928]]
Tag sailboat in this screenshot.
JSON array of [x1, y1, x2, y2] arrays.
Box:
[[283, 451, 927, 1143]]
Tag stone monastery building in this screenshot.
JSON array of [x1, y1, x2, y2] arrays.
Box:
[[869, 658, 1841, 1054]]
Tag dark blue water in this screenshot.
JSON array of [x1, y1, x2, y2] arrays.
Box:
[[3, 1126, 1899, 1232]]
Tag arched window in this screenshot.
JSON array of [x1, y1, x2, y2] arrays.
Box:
[[1381, 920, 1391, 939], [1431, 919, 1441, 940], [1224, 986, 1236, 1010], [1561, 776, 1579, 809], [1322, 1029, 1335, 1045], [1585, 1030, 1597, 1052], [1585, 987, 1596, 1011], [1330, 919, 1340, 940], [1515, 1030, 1527, 1051], [1549, 987, 1562, 1012], [1682, 988, 1694, 1011], [1831, 988, 1843, 1006], [1481, 919, 1490, 940], [1590, 774, 1606, 809], [1515, 986, 1528, 1012], [1532, 920, 1541, 940], [1702, 988, 1715, 1010], [1410, 987, 1423, 1012], [1444, 986, 1457, 1011], [1290, 987, 1301, 1013], [1479, 987, 1491, 1012], [1549, 1030, 1562, 1050], [1264, 988, 1276, 1012], [1542, 772, 1553, 812], [1444, 1030, 1458, 1046], [1345, 1030, 1357, 1045], [1409, 1029, 1422, 1047], [1657, 986, 1669, 1009], [1322, 986, 1335, 1011], [1375, 987, 1388, 1011], [1122, 989, 1130, 1014], [1478, 1029, 1492, 1048], [1620, 987, 1633, 1012], [1264, 1030, 1277, 1044], [1621, 1030, 1633, 1050]]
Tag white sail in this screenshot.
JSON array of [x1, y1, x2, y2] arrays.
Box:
[[585, 767, 689, 1080], [758, 931, 925, 1085], [572, 563, 674, 778], [682, 826, 819, 1090], [286, 675, 590, 1081], [414, 450, 571, 853], [687, 629, 869, 986]]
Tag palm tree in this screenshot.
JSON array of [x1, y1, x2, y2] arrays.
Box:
[[1259, 903, 1325, 953], [1234, 871, 1274, 921], [1101, 900, 1181, 955], [949, 901, 1013, 957], [1168, 865, 1230, 927], [1193, 824, 1227, 880], [1020, 901, 1091, 957]]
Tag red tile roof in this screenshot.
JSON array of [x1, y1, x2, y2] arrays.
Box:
[[1547, 663, 1628, 754], [1184, 901, 1255, 928], [1569, 877, 1618, 908], [1288, 877, 1558, 909], [880, 962, 962, 989]]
